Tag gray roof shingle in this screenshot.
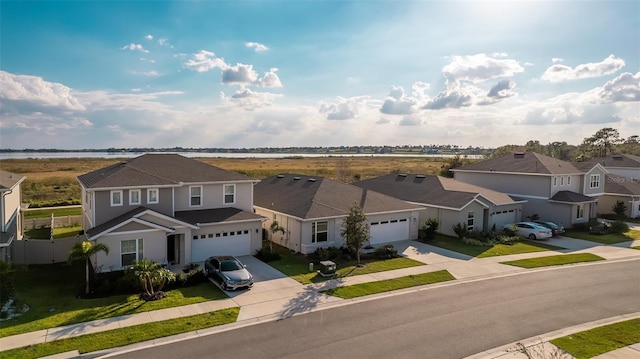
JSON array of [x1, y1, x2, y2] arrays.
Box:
[[0, 170, 26, 191], [604, 174, 640, 196], [581, 154, 640, 169], [78, 154, 253, 189], [549, 191, 597, 203], [175, 208, 265, 225], [254, 174, 423, 219], [454, 152, 582, 175]]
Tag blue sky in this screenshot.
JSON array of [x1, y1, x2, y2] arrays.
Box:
[[1, 1, 638, 150]]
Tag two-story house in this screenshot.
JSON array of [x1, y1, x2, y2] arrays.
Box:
[[77, 154, 265, 271], [0, 170, 26, 262], [452, 152, 606, 227]]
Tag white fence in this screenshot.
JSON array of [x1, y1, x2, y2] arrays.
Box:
[[11, 236, 84, 265]]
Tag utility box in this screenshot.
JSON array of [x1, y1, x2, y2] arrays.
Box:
[[319, 260, 337, 277]]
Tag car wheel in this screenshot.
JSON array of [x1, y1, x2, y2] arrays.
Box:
[[221, 282, 227, 291], [528, 234, 536, 240]]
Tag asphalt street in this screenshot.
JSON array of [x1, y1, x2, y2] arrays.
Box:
[[105, 258, 640, 359]]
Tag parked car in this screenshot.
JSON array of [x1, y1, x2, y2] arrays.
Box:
[[533, 220, 565, 236], [204, 256, 254, 290], [504, 222, 553, 240]]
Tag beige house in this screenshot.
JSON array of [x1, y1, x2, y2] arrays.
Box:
[[0, 170, 26, 262]]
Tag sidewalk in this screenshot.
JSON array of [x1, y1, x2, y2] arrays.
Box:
[[1, 236, 639, 357]]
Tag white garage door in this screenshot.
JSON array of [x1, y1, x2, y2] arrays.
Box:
[[369, 218, 409, 245], [191, 230, 251, 262], [491, 209, 517, 229]]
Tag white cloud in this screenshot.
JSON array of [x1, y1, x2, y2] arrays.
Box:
[[442, 53, 524, 87], [542, 54, 625, 82], [221, 87, 283, 110], [221, 63, 259, 84], [423, 88, 473, 110], [245, 42, 269, 52], [145, 34, 153, 40], [477, 80, 517, 105], [157, 38, 172, 47], [380, 86, 417, 115], [258, 68, 283, 88], [122, 43, 149, 53], [319, 96, 369, 120], [399, 115, 422, 126], [598, 72, 640, 103], [184, 50, 227, 73], [552, 58, 564, 63], [0, 70, 86, 112]]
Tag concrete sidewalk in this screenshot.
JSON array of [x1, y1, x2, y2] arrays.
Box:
[[1, 236, 639, 357]]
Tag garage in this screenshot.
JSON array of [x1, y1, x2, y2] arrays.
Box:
[[491, 209, 518, 228], [191, 230, 251, 262], [369, 218, 409, 245]]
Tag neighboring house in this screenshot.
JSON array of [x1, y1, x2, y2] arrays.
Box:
[[354, 174, 525, 237], [452, 152, 607, 228], [597, 174, 640, 219], [253, 174, 425, 254], [77, 154, 265, 271], [582, 154, 640, 180], [0, 170, 26, 262]]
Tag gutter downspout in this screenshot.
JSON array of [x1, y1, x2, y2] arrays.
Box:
[[1, 189, 13, 233]]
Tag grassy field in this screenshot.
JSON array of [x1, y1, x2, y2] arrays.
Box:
[[551, 318, 640, 359], [427, 234, 565, 258], [501, 253, 605, 268], [1, 156, 451, 207], [564, 229, 640, 244]]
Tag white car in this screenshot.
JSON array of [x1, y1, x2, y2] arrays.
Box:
[[505, 222, 553, 240]]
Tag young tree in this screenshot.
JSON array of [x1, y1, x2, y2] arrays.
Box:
[[439, 154, 465, 178], [269, 220, 285, 252], [341, 204, 370, 266], [129, 259, 176, 301], [67, 241, 109, 295], [612, 200, 627, 220]]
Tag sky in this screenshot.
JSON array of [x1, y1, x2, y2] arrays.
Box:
[[0, 1, 639, 150]]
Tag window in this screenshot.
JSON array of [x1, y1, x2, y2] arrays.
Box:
[[576, 204, 584, 219], [147, 188, 159, 204], [590, 174, 600, 189], [560, 176, 564, 186], [567, 176, 571, 185], [190, 186, 202, 207], [467, 211, 475, 231], [129, 189, 141, 205], [121, 239, 143, 267], [553, 177, 557, 187], [110, 190, 123, 206], [312, 221, 328, 243], [224, 184, 235, 204]]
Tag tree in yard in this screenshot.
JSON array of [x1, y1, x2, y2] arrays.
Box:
[[269, 220, 285, 252], [340, 204, 370, 266], [67, 241, 109, 295], [129, 259, 176, 301], [612, 200, 627, 220], [580, 127, 622, 159], [439, 154, 465, 178]]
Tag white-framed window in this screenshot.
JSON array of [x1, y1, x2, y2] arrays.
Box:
[[110, 190, 123, 207], [467, 211, 475, 231], [190, 185, 202, 207], [553, 177, 557, 187], [590, 174, 600, 189], [129, 189, 141, 205], [224, 184, 235, 204], [576, 204, 584, 219], [567, 176, 571, 185], [147, 188, 159, 204], [312, 221, 328, 243], [121, 239, 143, 267]]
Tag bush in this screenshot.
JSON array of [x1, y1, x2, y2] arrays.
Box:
[[374, 245, 398, 259], [254, 248, 282, 262], [498, 235, 520, 245], [612, 200, 627, 220], [609, 221, 629, 234], [502, 224, 518, 237], [419, 218, 440, 241], [452, 223, 468, 240], [312, 246, 341, 261]]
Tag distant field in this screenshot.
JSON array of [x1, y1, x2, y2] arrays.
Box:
[[1, 156, 463, 207]]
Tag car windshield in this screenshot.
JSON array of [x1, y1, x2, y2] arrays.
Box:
[[220, 260, 243, 271]]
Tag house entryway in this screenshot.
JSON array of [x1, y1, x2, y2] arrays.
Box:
[[167, 234, 182, 265]]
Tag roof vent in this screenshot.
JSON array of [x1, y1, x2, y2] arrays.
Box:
[[398, 174, 407, 177], [293, 176, 301, 181], [514, 152, 525, 159], [416, 175, 426, 178], [277, 174, 285, 178], [308, 178, 316, 182], [612, 155, 623, 160]]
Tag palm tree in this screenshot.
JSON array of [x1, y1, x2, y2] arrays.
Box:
[[67, 241, 109, 295], [269, 220, 285, 252], [129, 259, 176, 301]]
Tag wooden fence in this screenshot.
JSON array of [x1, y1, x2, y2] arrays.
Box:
[[24, 215, 83, 230], [11, 236, 84, 265]]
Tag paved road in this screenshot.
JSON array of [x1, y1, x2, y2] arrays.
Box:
[[106, 259, 640, 359]]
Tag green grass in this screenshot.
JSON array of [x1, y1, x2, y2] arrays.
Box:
[[322, 270, 455, 299], [264, 246, 425, 285], [427, 234, 564, 258], [0, 308, 240, 359], [501, 253, 605, 268], [23, 207, 81, 220], [633, 246, 640, 250], [1, 264, 227, 338], [551, 318, 640, 359], [563, 229, 640, 244], [24, 225, 83, 239]]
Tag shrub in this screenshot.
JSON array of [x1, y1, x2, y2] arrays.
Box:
[[609, 221, 629, 235], [419, 218, 440, 241], [254, 248, 282, 262], [374, 245, 398, 259], [462, 237, 493, 247], [312, 246, 341, 261], [498, 235, 520, 245], [452, 223, 468, 240], [502, 224, 518, 237]]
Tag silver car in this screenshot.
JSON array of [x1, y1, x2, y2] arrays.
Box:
[[204, 256, 254, 290], [505, 222, 553, 240]]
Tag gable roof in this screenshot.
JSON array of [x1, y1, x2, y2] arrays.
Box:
[[253, 174, 423, 220], [86, 207, 195, 239], [354, 174, 519, 210], [78, 154, 254, 189], [0, 170, 26, 192], [582, 154, 640, 169], [175, 208, 265, 225], [453, 152, 582, 175], [549, 191, 597, 204], [604, 174, 640, 196]]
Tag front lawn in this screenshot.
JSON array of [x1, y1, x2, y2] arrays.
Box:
[[264, 245, 425, 285], [563, 229, 640, 244], [0, 263, 227, 338], [427, 234, 564, 258], [501, 253, 605, 269], [323, 270, 455, 299], [0, 308, 239, 359], [551, 318, 640, 359]]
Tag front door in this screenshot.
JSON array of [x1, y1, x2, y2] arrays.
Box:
[[167, 235, 176, 264]]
